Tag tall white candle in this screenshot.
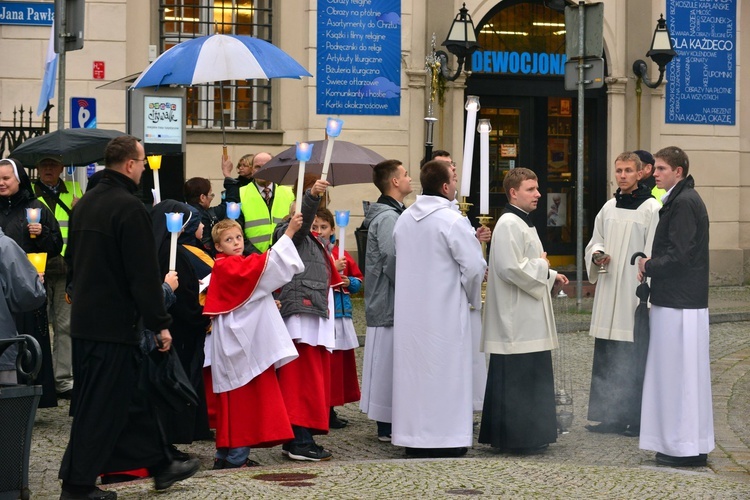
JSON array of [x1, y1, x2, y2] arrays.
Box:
[[295, 161, 306, 214], [338, 227, 345, 262], [169, 232, 178, 271], [478, 119, 492, 215], [153, 170, 162, 204], [459, 95, 480, 198], [321, 139, 335, 182]]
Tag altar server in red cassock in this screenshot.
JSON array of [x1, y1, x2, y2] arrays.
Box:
[[203, 215, 303, 469]]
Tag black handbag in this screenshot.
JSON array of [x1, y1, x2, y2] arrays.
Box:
[[147, 348, 199, 413]]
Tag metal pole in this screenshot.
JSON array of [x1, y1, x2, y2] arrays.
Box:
[[57, 3, 66, 131], [575, 1, 585, 309]]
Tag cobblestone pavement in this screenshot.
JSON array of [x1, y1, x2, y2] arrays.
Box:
[[25, 288, 750, 499]]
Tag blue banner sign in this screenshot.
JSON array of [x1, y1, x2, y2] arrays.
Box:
[[665, 0, 736, 125], [0, 2, 54, 26], [317, 0, 401, 115], [471, 51, 567, 76]]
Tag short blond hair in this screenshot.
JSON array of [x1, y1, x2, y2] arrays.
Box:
[[211, 219, 242, 245]]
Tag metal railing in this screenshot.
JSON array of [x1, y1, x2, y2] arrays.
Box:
[[0, 105, 52, 161]]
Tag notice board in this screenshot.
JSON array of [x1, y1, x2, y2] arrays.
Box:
[[317, 0, 401, 115], [665, 0, 736, 125]]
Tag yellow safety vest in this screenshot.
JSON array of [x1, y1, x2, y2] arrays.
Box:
[[37, 180, 79, 256], [652, 185, 667, 205], [239, 183, 295, 253]]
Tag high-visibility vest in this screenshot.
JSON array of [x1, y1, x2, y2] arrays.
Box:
[[652, 185, 667, 205], [239, 183, 295, 253], [37, 180, 78, 256]]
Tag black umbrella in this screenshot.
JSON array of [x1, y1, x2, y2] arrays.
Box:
[[254, 140, 385, 186], [10, 128, 127, 167], [628, 251, 651, 435]]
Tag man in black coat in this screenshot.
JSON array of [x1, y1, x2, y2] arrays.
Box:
[[59, 136, 200, 500], [637, 146, 713, 468]]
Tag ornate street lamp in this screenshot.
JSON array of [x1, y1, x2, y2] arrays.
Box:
[[435, 3, 480, 82], [632, 14, 677, 89]]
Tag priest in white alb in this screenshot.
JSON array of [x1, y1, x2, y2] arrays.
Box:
[[391, 160, 486, 458], [479, 168, 568, 455]]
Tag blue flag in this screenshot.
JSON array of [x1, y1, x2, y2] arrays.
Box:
[[37, 25, 58, 116]]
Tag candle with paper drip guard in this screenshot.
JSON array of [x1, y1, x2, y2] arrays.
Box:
[[295, 142, 313, 214], [226, 202, 241, 220], [165, 212, 184, 272], [148, 155, 163, 204], [334, 210, 350, 262], [27, 252, 47, 274], [477, 119, 492, 215], [321, 118, 343, 182], [26, 208, 41, 238], [459, 95, 480, 198]]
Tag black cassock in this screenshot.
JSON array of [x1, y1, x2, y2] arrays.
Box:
[[479, 350, 558, 450]]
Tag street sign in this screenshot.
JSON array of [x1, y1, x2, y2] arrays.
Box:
[[564, 58, 605, 90], [71, 98, 96, 128], [565, 3, 604, 59]]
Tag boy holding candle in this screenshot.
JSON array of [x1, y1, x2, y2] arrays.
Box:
[[312, 208, 363, 429], [203, 214, 304, 469], [273, 179, 342, 461]]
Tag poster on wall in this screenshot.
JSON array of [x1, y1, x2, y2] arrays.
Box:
[[665, 0, 736, 125], [143, 96, 183, 145], [316, 0, 401, 115], [547, 193, 566, 227]]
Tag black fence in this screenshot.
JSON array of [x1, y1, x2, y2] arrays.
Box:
[[0, 104, 52, 161]]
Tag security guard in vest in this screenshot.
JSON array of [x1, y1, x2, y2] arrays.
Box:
[[238, 152, 295, 253], [635, 150, 667, 203], [34, 156, 79, 399]]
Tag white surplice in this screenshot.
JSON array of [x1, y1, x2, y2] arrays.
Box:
[[585, 197, 660, 341], [207, 235, 303, 393], [482, 211, 558, 355], [639, 305, 715, 456], [391, 195, 486, 448]]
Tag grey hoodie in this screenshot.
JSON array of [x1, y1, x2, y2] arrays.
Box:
[[362, 201, 402, 327]]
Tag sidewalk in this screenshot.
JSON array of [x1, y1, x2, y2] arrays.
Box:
[[26, 286, 750, 498]]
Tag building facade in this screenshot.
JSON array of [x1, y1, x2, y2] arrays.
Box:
[[1, 0, 747, 283]]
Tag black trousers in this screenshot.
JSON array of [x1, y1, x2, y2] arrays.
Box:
[[59, 339, 168, 486]]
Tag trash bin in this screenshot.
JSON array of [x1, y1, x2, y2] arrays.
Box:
[[0, 335, 42, 500]]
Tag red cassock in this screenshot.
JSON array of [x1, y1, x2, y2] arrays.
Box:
[[204, 251, 294, 448]]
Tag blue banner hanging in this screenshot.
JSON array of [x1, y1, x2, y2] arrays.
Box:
[[316, 0, 401, 116], [665, 0, 736, 125]]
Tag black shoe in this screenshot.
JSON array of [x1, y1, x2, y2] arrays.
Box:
[[285, 442, 332, 462], [622, 425, 640, 437], [60, 487, 117, 500], [585, 422, 626, 434], [212, 458, 225, 470], [169, 445, 191, 462], [506, 444, 549, 455], [329, 408, 348, 429], [655, 452, 708, 467], [404, 447, 431, 458], [153, 458, 200, 490], [57, 389, 73, 400], [224, 458, 261, 468], [429, 447, 468, 458]]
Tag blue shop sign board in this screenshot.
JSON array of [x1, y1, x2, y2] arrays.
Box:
[[317, 0, 401, 115], [471, 51, 567, 76], [665, 0, 736, 125], [0, 2, 54, 26]]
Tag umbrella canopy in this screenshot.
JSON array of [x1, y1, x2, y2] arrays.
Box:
[[254, 140, 386, 186], [10, 128, 126, 167], [131, 34, 312, 88]]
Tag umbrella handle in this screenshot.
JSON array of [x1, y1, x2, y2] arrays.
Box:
[[223, 145, 228, 161], [630, 251, 646, 266]]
